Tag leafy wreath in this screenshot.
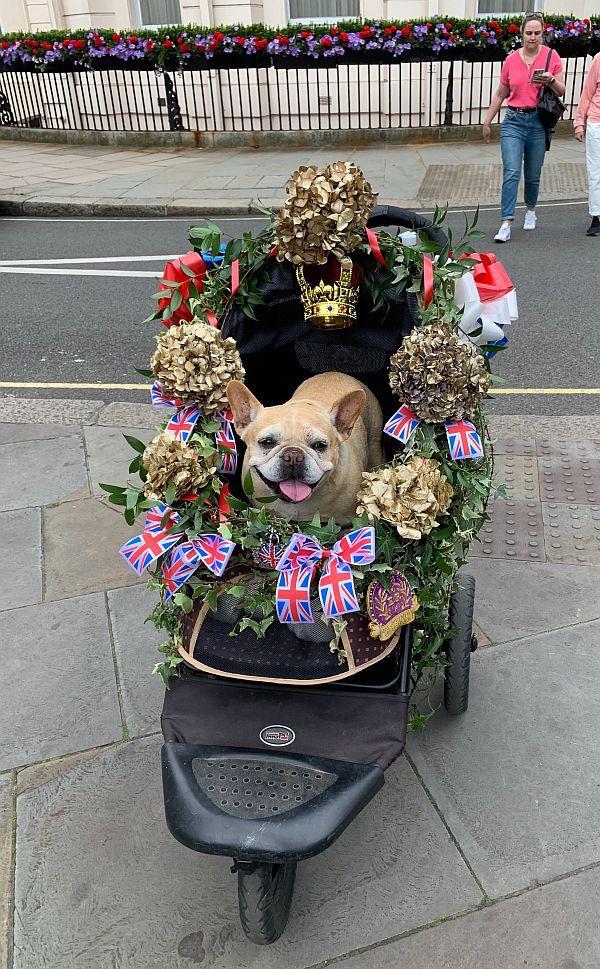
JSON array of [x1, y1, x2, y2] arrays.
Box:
[[102, 163, 510, 727]]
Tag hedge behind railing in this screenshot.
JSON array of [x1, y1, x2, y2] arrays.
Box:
[[1, 16, 599, 71]]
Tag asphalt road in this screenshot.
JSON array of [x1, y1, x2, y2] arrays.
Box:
[[0, 202, 598, 416]]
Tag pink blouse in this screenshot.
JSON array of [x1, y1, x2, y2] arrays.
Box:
[[574, 53, 600, 130], [500, 48, 563, 108]]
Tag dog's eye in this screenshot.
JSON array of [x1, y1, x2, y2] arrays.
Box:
[[313, 441, 328, 452], [258, 436, 276, 449]]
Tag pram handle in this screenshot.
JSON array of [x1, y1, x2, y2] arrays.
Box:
[[367, 205, 448, 247]]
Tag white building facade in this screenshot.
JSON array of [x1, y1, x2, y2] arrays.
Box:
[[1, 0, 596, 37]]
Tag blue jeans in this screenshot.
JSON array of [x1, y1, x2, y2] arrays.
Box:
[[500, 108, 547, 220]]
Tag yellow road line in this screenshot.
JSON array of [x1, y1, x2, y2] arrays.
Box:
[[0, 382, 599, 395]]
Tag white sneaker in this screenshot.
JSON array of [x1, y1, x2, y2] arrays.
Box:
[[523, 210, 537, 230], [494, 222, 511, 243]]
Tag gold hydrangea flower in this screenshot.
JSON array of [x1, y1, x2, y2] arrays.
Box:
[[142, 432, 215, 501], [275, 161, 377, 266], [389, 321, 491, 423], [151, 321, 245, 412], [356, 457, 454, 540]]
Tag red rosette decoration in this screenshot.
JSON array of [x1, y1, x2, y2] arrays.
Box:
[[158, 251, 207, 328]]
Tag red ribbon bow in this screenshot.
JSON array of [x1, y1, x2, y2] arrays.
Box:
[[158, 251, 206, 328], [468, 252, 514, 303]]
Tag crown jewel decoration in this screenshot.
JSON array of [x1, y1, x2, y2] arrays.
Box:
[[295, 263, 359, 330]]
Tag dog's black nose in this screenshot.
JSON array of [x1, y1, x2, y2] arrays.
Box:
[[282, 448, 305, 466]]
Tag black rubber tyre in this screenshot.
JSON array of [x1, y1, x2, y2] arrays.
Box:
[[443, 575, 476, 716], [237, 862, 297, 945]]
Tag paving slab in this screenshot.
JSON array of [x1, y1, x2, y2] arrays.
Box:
[[0, 594, 121, 771], [0, 432, 89, 512], [0, 423, 77, 445], [107, 585, 165, 738], [0, 508, 41, 611], [97, 401, 157, 428], [83, 425, 154, 497], [13, 737, 481, 969], [409, 621, 600, 898], [0, 775, 13, 969], [465, 557, 600, 642], [339, 865, 600, 969], [43, 497, 145, 600]]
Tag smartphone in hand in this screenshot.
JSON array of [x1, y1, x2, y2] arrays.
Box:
[[531, 68, 545, 82]]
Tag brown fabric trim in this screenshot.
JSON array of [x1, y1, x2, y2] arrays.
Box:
[[341, 627, 356, 670], [180, 606, 399, 686]]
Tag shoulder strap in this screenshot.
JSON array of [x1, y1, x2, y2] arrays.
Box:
[[545, 48, 552, 71]]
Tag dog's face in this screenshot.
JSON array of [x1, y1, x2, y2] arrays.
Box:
[[227, 381, 365, 507]]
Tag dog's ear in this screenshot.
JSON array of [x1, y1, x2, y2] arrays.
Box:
[[227, 380, 263, 435], [330, 389, 366, 440]]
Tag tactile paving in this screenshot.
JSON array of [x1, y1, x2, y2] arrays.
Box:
[[542, 502, 600, 565], [537, 454, 600, 503], [493, 455, 540, 501], [471, 499, 546, 561], [536, 438, 600, 459], [492, 436, 537, 457]]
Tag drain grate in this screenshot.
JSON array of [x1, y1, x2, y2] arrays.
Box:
[[192, 756, 337, 820], [417, 162, 587, 204]]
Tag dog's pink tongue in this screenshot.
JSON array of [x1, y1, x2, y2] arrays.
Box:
[[279, 479, 312, 502]]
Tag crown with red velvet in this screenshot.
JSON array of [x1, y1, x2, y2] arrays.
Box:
[[295, 256, 365, 330]]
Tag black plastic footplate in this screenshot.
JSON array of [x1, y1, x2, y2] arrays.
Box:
[[162, 742, 384, 863]]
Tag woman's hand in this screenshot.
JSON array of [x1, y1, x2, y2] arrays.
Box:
[[539, 71, 555, 85], [482, 123, 492, 144], [575, 129, 585, 142]]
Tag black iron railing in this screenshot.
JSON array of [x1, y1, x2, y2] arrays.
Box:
[[0, 52, 591, 134]]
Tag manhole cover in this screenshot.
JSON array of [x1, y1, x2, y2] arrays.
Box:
[[418, 162, 587, 204]]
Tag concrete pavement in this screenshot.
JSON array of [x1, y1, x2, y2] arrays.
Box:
[[0, 130, 590, 217], [2, 399, 600, 968]]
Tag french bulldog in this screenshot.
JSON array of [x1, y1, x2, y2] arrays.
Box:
[[227, 372, 385, 522]]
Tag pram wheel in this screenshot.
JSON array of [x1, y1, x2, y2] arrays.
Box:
[[443, 575, 475, 716], [237, 860, 297, 944]]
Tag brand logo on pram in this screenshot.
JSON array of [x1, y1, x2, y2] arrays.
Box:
[[259, 725, 295, 747]]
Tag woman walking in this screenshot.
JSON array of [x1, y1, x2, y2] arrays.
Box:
[[482, 14, 565, 243], [574, 52, 600, 237]]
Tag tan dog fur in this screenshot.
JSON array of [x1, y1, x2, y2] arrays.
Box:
[[227, 373, 385, 522]]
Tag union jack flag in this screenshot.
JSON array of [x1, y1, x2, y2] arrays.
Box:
[[177, 534, 235, 578], [333, 527, 376, 566], [214, 408, 238, 475], [150, 381, 181, 408], [319, 558, 359, 618], [144, 504, 181, 534], [254, 543, 283, 569], [165, 405, 202, 444], [276, 565, 314, 623], [383, 404, 421, 444], [119, 528, 182, 575], [276, 533, 322, 572], [445, 420, 484, 461], [162, 546, 198, 600]]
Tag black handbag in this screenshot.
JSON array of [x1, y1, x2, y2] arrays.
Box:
[[537, 49, 566, 130]]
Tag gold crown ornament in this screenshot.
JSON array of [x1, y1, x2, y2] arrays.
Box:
[[295, 262, 359, 330]]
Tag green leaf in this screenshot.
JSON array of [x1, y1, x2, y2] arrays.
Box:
[[99, 482, 126, 496], [165, 483, 177, 507], [123, 434, 147, 454], [124, 507, 136, 526], [170, 288, 183, 312], [242, 471, 254, 497], [134, 367, 154, 378]]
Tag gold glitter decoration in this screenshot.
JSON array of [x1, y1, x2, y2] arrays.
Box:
[[389, 321, 491, 423], [142, 431, 215, 501], [275, 161, 377, 266], [356, 457, 454, 540], [151, 321, 245, 412]]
